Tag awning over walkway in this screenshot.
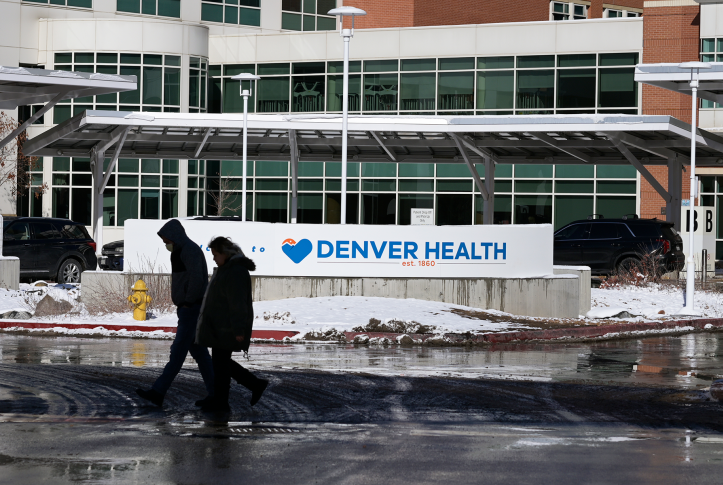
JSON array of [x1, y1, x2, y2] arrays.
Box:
[[0, 66, 136, 152], [22, 110, 723, 165], [635, 63, 723, 105]]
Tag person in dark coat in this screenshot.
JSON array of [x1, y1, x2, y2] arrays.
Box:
[[196, 236, 268, 413], [135, 219, 215, 407]]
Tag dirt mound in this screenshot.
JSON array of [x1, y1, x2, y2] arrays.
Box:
[[353, 318, 435, 334]]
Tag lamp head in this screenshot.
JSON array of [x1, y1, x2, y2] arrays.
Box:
[[231, 73, 260, 97], [327, 6, 367, 35]]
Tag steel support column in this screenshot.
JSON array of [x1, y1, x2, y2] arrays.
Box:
[[483, 158, 495, 225], [289, 129, 299, 224], [667, 156, 683, 231], [91, 147, 106, 263]]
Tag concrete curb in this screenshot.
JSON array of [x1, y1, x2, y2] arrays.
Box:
[[0, 321, 299, 340]]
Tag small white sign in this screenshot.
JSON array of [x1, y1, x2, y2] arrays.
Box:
[[411, 208, 434, 226]]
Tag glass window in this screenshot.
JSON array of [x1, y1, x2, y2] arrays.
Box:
[[282, 12, 302, 30], [364, 74, 398, 111], [292, 75, 325, 112], [597, 165, 637, 178], [556, 165, 594, 178], [557, 69, 595, 108], [597, 181, 636, 194], [596, 196, 635, 219], [298, 194, 323, 223], [515, 195, 551, 224], [362, 193, 396, 225], [599, 68, 636, 107], [437, 194, 471, 225], [399, 194, 434, 225], [327, 74, 361, 112], [361, 162, 395, 177], [399, 163, 434, 177], [515, 164, 553, 178], [257, 78, 290, 112], [400, 73, 435, 111], [558, 54, 596, 67], [517, 70, 554, 111], [256, 161, 288, 176], [401, 59, 436, 71], [256, 193, 288, 222], [364, 60, 399, 72], [515, 180, 552, 193], [438, 57, 474, 71], [477, 71, 514, 110], [328, 61, 361, 73], [298, 161, 324, 177], [599, 53, 639, 66], [478, 56, 514, 69], [517, 55, 555, 68], [437, 180, 472, 192], [555, 181, 594, 193], [399, 180, 434, 192], [438, 72, 474, 111], [326, 162, 360, 177]]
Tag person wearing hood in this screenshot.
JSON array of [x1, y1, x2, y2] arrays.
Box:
[[195, 236, 268, 413], [136, 219, 215, 407]]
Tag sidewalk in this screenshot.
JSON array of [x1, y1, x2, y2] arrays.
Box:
[[2, 317, 722, 344]]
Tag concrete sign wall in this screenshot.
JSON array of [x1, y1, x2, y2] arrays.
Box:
[[124, 220, 554, 278]]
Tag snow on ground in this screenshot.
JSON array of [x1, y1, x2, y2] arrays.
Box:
[[2, 280, 723, 339]]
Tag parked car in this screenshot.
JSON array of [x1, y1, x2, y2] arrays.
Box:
[[2, 217, 97, 283], [99, 240, 124, 271], [554, 216, 685, 276]]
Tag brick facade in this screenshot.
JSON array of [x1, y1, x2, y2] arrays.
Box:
[[640, 4, 700, 219]]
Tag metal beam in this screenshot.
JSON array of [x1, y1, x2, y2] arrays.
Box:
[[369, 131, 397, 161], [0, 90, 69, 151], [534, 132, 594, 164], [667, 156, 683, 231], [289, 129, 299, 224], [459, 135, 498, 162], [94, 125, 135, 154], [100, 126, 130, 192], [483, 158, 495, 225], [610, 136, 672, 203], [613, 131, 690, 164], [193, 127, 213, 158], [451, 133, 489, 201]]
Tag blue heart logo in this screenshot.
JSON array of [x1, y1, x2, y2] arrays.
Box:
[[282, 238, 313, 264]]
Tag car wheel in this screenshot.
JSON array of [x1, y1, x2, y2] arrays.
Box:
[[617, 257, 641, 275], [58, 259, 82, 284]]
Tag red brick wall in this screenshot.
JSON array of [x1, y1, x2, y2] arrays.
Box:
[[343, 0, 647, 28], [640, 4, 700, 219]]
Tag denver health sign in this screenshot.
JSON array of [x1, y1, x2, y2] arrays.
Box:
[[124, 220, 553, 278]]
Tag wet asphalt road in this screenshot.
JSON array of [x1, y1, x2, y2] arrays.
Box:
[[2, 333, 723, 484]]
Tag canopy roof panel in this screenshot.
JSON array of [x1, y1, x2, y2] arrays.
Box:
[[635, 63, 723, 106], [0, 66, 136, 109], [22, 110, 723, 166]]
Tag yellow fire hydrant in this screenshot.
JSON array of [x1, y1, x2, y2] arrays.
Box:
[[128, 279, 152, 321]]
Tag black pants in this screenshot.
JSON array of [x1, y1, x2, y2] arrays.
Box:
[[211, 348, 260, 406]]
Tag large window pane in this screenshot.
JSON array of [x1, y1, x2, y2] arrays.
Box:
[[119, 66, 141, 104], [362, 194, 396, 224], [475, 194, 512, 224], [164, 68, 180, 106], [53, 188, 70, 219], [118, 189, 138, 226], [438, 72, 473, 110], [292, 75, 325, 112], [554, 195, 593, 230], [596, 196, 636, 219], [437, 194, 471, 225], [327, 75, 361, 111], [597, 165, 637, 178], [599, 68, 636, 107], [162, 190, 178, 219], [477, 71, 514, 110], [325, 194, 358, 224], [399, 194, 433, 225], [298, 194, 323, 223], [557, 69, 595, 108], [71, 188, 92, 225], [140, 189, 160, 219], [158, 0, 180, 17], [117, 0, 140, 13], [103, 190, 116, 226], [517, 70, 554, 110], [399, 163, 434, 177], [239, 7, 261, 26], [400, 73, 435, 111], [364, 74, 398, 111], [143, 67, 163, 105], [256, 193, 287, 222], [202, 3, 224, 22], [282, 12, 302, 30], [257, 77, 290, 112], [515, 195, 552, 224]]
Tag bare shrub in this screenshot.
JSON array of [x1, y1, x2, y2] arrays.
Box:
[[85, 253, 175, 316], [353, 318, 435, 334], [601, 253, 663, 289], [301, 328, 347, 342]]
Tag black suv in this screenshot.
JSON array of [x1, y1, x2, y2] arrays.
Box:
[[3, 217, 97, 283], [99, 240, 124, 271], [554, 216, 685, 276]]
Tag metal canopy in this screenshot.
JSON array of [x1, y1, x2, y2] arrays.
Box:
[[22, 110, 723, 166], [635, 63, 723, 105], [0, 66, 136, 153]]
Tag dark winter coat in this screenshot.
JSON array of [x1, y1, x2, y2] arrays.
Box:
[[157, 219, 209, 308], [195, 254, 256, 352]]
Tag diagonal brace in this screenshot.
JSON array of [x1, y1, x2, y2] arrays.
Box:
[[535, 132, 594, 164], [460, 134, 497, 162], [194, 127, 212, 158], [451, 133, 489, 201], [100, 127, 130, 192], [369, 131, 397, 161], [0, 90, 70, 151], [610, 136, 672, 203]]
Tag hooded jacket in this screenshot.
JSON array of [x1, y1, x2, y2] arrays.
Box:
[[195, 254, 256, 352], [157, 219, 209, 308]]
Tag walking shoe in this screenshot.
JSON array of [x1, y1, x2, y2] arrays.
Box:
[[195, 395, 214, 407], [250, 379, 268, 407], [136, 388, 164, 407]]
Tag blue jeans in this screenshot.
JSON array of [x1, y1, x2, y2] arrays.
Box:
[[152, 305, 214, 397]]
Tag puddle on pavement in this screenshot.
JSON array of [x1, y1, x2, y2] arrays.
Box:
[[1, 332, 722, 389]]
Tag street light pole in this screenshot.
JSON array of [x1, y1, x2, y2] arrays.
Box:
[[677, 61, 711, 316], [231, 73, 260, 222], [328, 6, 366, 224]]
